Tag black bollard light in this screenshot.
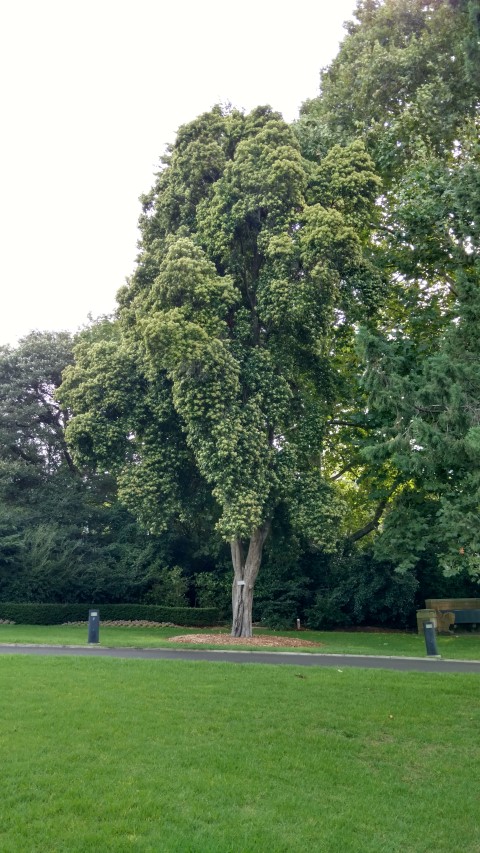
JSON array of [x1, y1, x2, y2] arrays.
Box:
[[423, 620, 439, 657], [88, 609, 100, 644]]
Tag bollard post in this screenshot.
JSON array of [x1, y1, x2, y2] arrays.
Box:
[[88, 609, 100, 644], [423, 620, 440, 657]]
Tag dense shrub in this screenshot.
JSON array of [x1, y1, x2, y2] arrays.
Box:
[[254, 574, 311, 630], [142, 566, 189, 606], [252, 516, 312, 630], [193, 570, 232, 619], [305, 551, 419, 630]]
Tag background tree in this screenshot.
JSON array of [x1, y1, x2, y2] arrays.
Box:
[[299, 0, 479, 177], [0, 331, 78, 599], [298, 0, 480, 583], [0, 331, 189, 604]]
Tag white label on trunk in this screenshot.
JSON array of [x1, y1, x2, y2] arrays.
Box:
[[237, 580, 245, 586]]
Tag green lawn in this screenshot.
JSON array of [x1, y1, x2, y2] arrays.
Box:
[[0, 623, 480, 659], [0, 655, 478, 852]]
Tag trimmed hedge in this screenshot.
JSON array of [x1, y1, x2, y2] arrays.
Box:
[[0, 603, 220, 627]]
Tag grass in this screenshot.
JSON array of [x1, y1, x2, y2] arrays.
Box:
[[1, 623, 480, 659], [0, 655, 479, 852]]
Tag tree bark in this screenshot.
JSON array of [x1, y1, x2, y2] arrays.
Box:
[[231, 522, 270, 637]]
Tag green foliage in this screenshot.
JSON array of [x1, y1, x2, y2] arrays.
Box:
[[300, 0, 479, 178], [61, 105, 380, 555], [0, 331, 214, 607], [141, 565, 189, 607], [0, 332, 91, 601], [60, 316, 216, 540], [359, 272, 480, 579], [252, 513, 311, 629], [193, 569, 232, 618], [415, 553, 479, 602], [296, 0, 480, 584], [0, 602, 219, 626], [305, 550, 419, 629], [254, 572, 311, 631]]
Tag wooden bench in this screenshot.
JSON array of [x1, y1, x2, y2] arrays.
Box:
[[426, 599, 480, 632]]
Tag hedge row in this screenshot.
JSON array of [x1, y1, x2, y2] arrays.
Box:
[[0, 603, 220, 627]]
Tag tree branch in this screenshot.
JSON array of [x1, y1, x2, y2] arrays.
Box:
[[347, 497, 389, 544], [414, 405, 443, 413], [330, 462, 356, 481], [329, 419, 373, 429]]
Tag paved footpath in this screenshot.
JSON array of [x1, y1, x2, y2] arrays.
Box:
[[1, 643, 479, 673]]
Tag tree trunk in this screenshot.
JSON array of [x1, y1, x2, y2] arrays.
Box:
[[231, 522, 270, 637]]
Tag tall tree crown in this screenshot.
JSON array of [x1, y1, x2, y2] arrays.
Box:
[[62, 106, 381, 546]]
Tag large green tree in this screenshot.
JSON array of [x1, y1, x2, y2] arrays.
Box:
[[61, 106, 381, 635], [298, 0, 480, 581]]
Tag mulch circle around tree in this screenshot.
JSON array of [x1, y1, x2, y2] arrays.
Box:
[[168, 633, 323, 647]]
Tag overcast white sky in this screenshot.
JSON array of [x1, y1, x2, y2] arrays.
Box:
[[0, 0, 357, 346]]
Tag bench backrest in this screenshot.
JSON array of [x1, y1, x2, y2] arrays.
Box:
[[449, 609, 480, 623], [426, 598, 480, 611]]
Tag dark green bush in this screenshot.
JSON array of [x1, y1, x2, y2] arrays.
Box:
[[193, 570, 232, 619], [305, 590, 352, 631], [252, 514, 312, 629], [0, 603, 220, 626], [305, 551, 419, 630], [142, 566, 189, 606], [254, 578, 311, 630]]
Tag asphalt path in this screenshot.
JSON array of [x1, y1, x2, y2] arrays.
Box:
[[1, 643, 479, 673]]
